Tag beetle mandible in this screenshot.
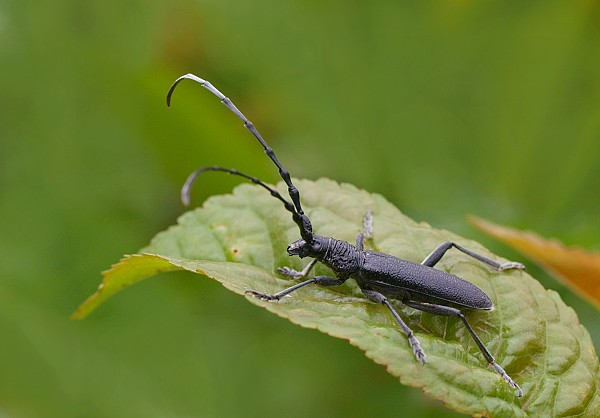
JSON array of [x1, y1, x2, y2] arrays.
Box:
[[167, 73, 525, 397]]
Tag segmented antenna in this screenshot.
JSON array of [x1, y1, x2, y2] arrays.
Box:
[[182, 166, 298, 215], [167, 74, 313, 242]]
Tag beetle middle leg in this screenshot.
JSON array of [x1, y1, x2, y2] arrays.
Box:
[[356, 210, 374, 252], [361, 288, 427, 365], [403, 300, 523, 397], [422, 241, 525, 271]]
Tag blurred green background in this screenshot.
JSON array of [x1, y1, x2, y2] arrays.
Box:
[[1, 1, 599, 417]]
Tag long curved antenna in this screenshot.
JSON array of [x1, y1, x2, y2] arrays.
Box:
[[182, 166, 298, 218], [168, 74, 313, 241]]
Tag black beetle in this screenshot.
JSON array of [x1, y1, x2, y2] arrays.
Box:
[[167, 73, 524, 397]]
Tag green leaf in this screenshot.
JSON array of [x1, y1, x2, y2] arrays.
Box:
[[73, 178, 600, 417]]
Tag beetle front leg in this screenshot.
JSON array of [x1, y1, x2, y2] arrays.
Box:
[[278, 258, 318, 279], [361, 288, 427, 365], [246, 275, 346, 301], [422, 241, 525, 271]]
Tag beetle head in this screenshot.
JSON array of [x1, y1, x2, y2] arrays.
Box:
[[287, 236, 327, 259]]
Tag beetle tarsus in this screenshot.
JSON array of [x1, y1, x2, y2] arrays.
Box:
[[492, 363, 523, 397], [245, 290, 281, 301], [277, 266, 303, 278], [408, 333, 427, 365], [363, 210, 373, 239], [277, 259, 318, 279], [498, 261, 526, 271]]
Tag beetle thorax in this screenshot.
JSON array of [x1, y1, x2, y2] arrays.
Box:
[[287, 235, 361, 275], [319, 237, 361, 275]]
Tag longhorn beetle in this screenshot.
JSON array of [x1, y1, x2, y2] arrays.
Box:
[[167, 73, 525, 397]]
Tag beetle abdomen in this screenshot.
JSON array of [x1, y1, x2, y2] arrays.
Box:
[[357, 251, 493, 310]]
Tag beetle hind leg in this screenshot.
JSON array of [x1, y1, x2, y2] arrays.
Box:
[[421, 241, 525, 271], [403, 300, 523, 397]]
